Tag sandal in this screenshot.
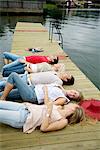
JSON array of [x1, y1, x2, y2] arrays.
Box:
[[25, 47, 44, 53]]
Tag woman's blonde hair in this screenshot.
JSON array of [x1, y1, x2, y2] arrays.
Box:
[[67, 107, 85, 125], [76, 91, 84, 102]]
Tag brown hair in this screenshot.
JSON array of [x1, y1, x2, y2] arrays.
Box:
[[49, 56, 59, 64], [62, 76, 75, 85], [67, 107, 85, 125], [76, 91, 84, 102], [66, 91, 84, 102]]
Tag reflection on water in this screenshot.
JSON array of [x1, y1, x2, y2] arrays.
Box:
[[0, 9, 100, 90], [45, 9, 100, 90], [0, 15, 44, 69], [63, 9, 100, 90], [0, 15, 44, 51]]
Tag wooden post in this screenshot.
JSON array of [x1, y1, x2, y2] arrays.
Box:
[[7, 0, 9, 8], [21, 0, 23, 8]]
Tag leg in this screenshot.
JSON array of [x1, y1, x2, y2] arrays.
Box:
[[0, 88, 22, 101], [1, 72, 37, 102], [0, 74, 27, 92], [3, 58, 9, 65], [3, 65, 25, 77], [3, 63, 26, 71], [0, 101, 28, 128], [0, 82, 14, 100], [0, 100, 24, 110], [0, 80, 6, 92], [3, 52, 21, 61], [0, 77, 7, 91], [2, 59, 22, 71]]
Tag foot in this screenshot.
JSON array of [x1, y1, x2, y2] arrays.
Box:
[[0, 96, 6, 101], [3, 58, 9, 65]]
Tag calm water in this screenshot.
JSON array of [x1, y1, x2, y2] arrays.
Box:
[[0, 9, 100, 90]]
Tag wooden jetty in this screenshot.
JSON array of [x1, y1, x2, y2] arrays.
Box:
[[0, 22, 100, 150]]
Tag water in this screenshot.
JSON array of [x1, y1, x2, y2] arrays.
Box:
[[0, 9, 100, 90], [63, 9, 100, 90]]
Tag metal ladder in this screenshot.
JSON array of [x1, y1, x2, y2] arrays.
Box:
[[49, 21, 63, 48]]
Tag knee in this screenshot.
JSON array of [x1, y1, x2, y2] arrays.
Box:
[[3, 52, 9, 55], [3, 52, 9, 58], [9, 72, 18, 78], [7, 72, 19, 83]]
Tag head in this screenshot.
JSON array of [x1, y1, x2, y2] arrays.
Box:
[[65, 90, 83, 102], [61, 73, 75, 85], [62, 76, 74, 85], [67, 107, 85, 125], [49, 56, 59, 64]]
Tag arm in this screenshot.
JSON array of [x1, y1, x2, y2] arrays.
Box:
[[24, 62, 34, 73], [24, 66, 33, 73], [43, 86, 49, 105], [40, 86, 68, 132], [43, 85, 66, 105], [40, 118, 68, 132], [54, 97, 66, 105], [40, 86, 53, 131]]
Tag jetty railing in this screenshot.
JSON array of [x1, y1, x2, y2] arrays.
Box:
[[49, 21, 63, 48], [0, 0, 45, 9]]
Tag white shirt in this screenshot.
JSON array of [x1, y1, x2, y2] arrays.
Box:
[[29, 62, 52, 73], [35, 84, 66, 104], [30, 72, 63, 85]]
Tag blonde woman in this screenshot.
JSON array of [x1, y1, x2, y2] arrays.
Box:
[[0, 86, 84, 133]]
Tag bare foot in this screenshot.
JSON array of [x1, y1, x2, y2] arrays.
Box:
[[0, 96, 6, 101]]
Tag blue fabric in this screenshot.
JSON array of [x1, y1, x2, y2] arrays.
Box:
[[0, 80, 6, 92], [0, 101, 29, 128], [3, 65, 25, 77], [2, 52, 25, 77], [0, 74, 27, 92], [3, 52, 21, 61], [3, 72, 37, 103]]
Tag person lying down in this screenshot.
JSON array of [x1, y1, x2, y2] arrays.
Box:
[[0, 86, 85, 133]]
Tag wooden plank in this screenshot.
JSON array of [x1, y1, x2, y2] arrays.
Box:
[[0, 128, 100, 150], [0, 22, 100, 150]]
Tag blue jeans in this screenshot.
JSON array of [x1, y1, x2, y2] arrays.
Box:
[[0, 74, 27, 92], [0, 77, 7, 92], [2, 52, 25, 77], [3, 52, 21, 61], [0, 72, 37, 103], [0, 101, 29, 128], [3, 64, 26, 77]]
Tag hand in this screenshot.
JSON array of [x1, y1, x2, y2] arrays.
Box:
[[24, 67, 27, 71], [18, 58, 25, 63]]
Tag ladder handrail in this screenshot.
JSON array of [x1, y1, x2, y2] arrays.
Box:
[[49, 21, 63, 48]]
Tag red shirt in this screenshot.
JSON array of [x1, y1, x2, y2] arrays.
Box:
[[25, 55, 50, 64]]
